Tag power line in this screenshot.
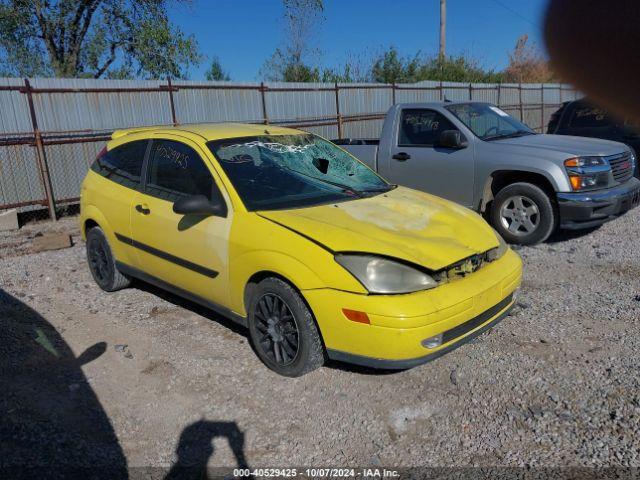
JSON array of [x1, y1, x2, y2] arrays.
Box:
[[489, 0, 542, 29]]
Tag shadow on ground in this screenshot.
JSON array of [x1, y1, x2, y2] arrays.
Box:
[[0, 288, 252, 479], [0, 288, 127, 479], [134, 280, 246, 337], [165, 420, 250, 480]]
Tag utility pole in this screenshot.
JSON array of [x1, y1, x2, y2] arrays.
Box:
[[439, 0, 446, 59]]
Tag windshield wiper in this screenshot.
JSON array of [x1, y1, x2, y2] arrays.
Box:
[[279, 165, 364, 197], [484, 130, 536, 141]]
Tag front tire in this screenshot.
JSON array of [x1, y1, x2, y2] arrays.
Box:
[[490, 182, 556, 245], [86, 226, 131, 292], [247, 278, 325, 377]]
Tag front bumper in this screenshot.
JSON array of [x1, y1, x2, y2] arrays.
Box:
[[557, 177, 640, 230], [302, 249, 522, 368]]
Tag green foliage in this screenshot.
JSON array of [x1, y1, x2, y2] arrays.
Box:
[[261, 0, 324, 82], [371, 47, 504, 84], [0, 0, 201, 79], [205, 57, 231, 81]]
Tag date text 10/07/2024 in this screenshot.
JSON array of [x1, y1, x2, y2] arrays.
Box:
[[233, 468, 400, 478]]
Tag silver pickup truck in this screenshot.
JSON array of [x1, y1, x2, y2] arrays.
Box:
[[334, 101, 640, 244]]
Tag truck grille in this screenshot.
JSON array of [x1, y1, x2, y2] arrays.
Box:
[[607, 152, 635, 184]]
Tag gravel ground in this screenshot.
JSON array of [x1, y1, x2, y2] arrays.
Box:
[[1, 210, 640, 476]]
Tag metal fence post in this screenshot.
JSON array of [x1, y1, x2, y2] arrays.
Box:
[[540, 84, 545, 133], [439, 80, 444, 101], [468, 83, 473, 101], [167, 77, 178, 125], [260, 82, 269, 124], [496, 83, 501, 107], [391, 82, 396, 105], [334, 82, 343, 139], [24, 78, 57, 221], [518, 82, 524, 122]]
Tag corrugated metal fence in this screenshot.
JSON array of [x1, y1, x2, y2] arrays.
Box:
[[0, 77, 578, 220]]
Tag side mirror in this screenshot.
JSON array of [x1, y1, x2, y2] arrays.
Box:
[[437, 130, 468, 149], [173, 194, 227, 217]]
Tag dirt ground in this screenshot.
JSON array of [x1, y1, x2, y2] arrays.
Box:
[[1, 210, 640, 477]]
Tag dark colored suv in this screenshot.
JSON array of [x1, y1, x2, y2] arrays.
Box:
[[548, 98, 640, 177]]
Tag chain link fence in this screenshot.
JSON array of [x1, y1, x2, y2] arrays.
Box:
[[0, 78, 579, 222]]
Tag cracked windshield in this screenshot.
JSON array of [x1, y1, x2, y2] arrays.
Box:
[[208, 134, 392, 210]]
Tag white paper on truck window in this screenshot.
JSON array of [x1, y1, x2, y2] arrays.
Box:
[[489, 106, 509, 117]]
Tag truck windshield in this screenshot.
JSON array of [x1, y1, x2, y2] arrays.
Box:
[[445, 103, 535, 141], [208, 134, 392, 211]]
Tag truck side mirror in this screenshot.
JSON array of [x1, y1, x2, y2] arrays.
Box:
[[438, 130, 468, 149]]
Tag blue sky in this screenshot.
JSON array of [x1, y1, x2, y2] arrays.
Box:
[[169, 0, 548, 81]]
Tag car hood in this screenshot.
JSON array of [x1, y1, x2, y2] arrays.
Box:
[[258, 186, 499, 271], [493, 133, 627, 157]]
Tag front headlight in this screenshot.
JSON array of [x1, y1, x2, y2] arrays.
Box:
[[564, 156, 609, 191], [486, 229, 508, 262], [335, 254, 438, 294]]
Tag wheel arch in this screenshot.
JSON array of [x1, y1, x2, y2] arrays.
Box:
[[480, 169, 557, 213], [243, 270, 328, 349]]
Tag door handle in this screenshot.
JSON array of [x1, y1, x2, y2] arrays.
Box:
[[392, 152, 411, 161], [135, 204, 151, 215]]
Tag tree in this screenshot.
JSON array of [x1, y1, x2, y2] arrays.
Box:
[[205, 57, 230, 81], [261, 0, 324, 82], [504, 34, 554, 83], [371, 47, 422, 83], [0, 0, 201, 79], [370, 47, 503, 84]]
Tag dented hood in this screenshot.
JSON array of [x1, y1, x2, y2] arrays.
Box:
[[258, 187, 499, 271]]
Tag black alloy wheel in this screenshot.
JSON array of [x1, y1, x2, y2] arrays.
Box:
[[254, 293, 300, 366]]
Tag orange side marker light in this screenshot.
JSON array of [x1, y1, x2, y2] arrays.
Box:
[[342, 309, 370, 324]]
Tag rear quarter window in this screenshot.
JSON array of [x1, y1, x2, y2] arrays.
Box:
[[90, 140, 148, 189]]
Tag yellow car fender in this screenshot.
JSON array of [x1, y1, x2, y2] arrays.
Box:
[[229, 249, 366, 315]]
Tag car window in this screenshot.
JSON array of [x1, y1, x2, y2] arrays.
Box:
[[398, 109, 457, 146], [146, 140, 221, 203], [90, 140, 148, 189], [568, 105, 613, 128]]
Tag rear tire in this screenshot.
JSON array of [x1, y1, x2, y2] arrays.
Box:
[[490, 182, 556, 245], [86, 226, 131, 292], [247, 278, 325, 377]]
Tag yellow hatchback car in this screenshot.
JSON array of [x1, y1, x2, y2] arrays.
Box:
[[80, 123, 522, 376]]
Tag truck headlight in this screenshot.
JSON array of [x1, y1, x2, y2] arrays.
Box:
[[564, 156, 609, 191], [335, 254, 438, 294], [486, 229, 508, 262], [564, 156, 606, 168]]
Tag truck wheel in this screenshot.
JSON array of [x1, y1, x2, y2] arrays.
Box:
[[247, 277, 325, 377], [86, 226, 131, 292], [490, 182, 556, 245]]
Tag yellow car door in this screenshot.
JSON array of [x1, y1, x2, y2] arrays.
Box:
[[128, 135, 233, 307]]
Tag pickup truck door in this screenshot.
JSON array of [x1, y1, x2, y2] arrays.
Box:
[[386, 108, 475, 207]]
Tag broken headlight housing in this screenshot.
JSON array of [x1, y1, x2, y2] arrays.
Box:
[[486, 229, 509, 262], [335, 254, 438, 294]]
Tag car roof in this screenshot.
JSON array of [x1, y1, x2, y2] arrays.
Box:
[[111, 122, 303, 142]]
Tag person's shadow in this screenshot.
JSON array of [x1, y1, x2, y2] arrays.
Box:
[[0, 289, 127, 479], [165, 421, 250, 480]]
